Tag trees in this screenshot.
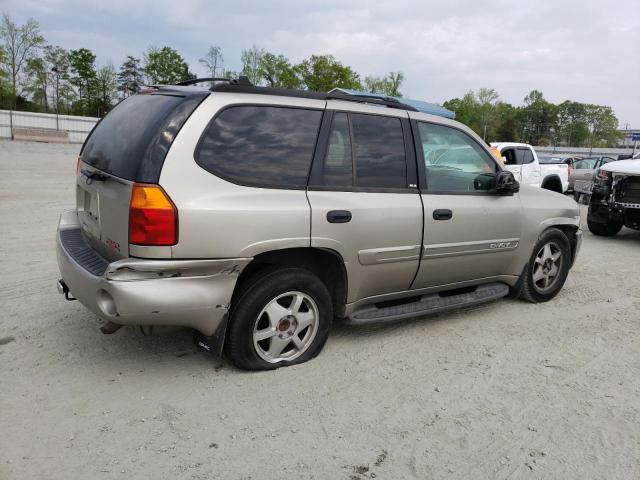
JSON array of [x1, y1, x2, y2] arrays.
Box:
[[518, 89, 558, 145], [258, 52, 301, 89], [364, 71, 404, 97], [200, 46, 224, 78], [477, 87, 499, 140], [118, 55, 143, 97], [69, 48, 96, 115], [93, 64, 118, 116], [296, 54, 361, 92], [0, 12, 45, 113], [240, 45, 264, 85], [143, 46, 193, 84]]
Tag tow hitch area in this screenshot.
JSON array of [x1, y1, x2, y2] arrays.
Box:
[[56, 279, 76, 301]]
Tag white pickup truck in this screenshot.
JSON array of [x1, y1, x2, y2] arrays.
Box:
[[491, 142, 569, 193]]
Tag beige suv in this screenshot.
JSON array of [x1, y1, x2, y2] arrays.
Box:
[[56, 78, 582, 370]]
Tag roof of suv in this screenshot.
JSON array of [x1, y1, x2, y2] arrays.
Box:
[[153, 78, 421, 113]]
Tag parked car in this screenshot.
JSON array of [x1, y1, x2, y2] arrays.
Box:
[[56, 78, 582, 370], [570, 156, 616, 199], [587, 158, 640, 236], [491, 143, 570, 193]]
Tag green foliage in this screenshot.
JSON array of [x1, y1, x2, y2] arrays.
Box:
[[240, 45, 264, 85], [143, 46, 193, 85], [0, 12, 45, 109], [364, 72, 404, 97], [518, 89, 558, 145], [93, 64, 118, 116], [443, 88, 621, 147], [258, 52, 301, 89], [118, 55, 143, 97], [295, 54, 362, 92]]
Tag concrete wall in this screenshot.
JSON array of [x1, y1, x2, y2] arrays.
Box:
[[0, 110, 99, 144], [533, 146, 635, 156]]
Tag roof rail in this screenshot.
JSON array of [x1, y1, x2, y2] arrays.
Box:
[[209, 83, 418, 112], [176, 76, 254, 87], [326, 92, 417, 111]]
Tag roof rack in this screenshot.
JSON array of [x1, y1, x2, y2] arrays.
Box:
[[176, 76, 254, 87], [208, 82, 418, 112]]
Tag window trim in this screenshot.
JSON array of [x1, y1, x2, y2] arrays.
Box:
[[412, 119, 504, 196], [194, 102, 326, 190], [308, 109, 418, 193]]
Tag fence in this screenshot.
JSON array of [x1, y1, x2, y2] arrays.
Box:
[[0, 110, 99, 144]]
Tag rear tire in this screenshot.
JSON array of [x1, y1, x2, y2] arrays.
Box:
[[519, 228, 571, 303], [587, 217, 622, 236], [225, 267, 332, 371]]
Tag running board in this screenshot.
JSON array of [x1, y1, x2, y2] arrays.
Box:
[[346, 282, 510, 325]]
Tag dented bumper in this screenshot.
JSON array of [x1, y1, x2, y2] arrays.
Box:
[[56, 210, 251, 336]]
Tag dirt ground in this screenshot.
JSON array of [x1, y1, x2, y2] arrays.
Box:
[[1, 140, 639, 480]]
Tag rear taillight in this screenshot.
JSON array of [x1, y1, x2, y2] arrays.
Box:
[[597, 169, 610, 180], [568, 164, 574, 175], [76, 156, 81, 173], [129, 183, 178, 246]]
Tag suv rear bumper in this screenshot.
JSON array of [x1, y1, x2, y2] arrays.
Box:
[[56, 210, 251, 336]]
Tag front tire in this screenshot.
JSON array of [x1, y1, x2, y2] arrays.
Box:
[[225, 268, 332, 371], [520, 228, 571, 303], [587, 217, 623, 236]]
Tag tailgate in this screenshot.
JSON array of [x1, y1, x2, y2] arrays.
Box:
[[76, 167, 132, 262]]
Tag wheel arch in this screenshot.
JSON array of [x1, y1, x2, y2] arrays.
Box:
[[232, 247, 348, 318], [541, 174, 563, 193]]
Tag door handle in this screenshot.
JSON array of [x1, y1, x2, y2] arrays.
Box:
[[327, 210, 352, 223], [433, 209, 453, 220]]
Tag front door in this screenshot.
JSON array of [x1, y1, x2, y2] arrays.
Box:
[[410, 118, 523, 288], [307, 105, 423, 303]]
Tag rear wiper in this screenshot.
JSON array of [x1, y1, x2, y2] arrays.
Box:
[[80, 168, 109, 184]]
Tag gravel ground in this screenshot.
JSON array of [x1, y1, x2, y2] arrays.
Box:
[[1, 140, 639, 480]]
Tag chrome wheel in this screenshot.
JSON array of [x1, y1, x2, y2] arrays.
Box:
[[252, 291, 319, 363], [532, 241, 563, 294]]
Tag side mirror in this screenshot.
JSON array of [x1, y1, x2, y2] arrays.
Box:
[[495, 170, 519, 195]]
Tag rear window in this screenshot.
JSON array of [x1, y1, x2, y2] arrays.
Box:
[[195, 106, 322, 188], [81, 93, 202, 182]]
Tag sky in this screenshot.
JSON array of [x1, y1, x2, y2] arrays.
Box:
[[2, 0, 639, 126]]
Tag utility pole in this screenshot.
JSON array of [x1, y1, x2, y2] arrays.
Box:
[[52, 66, 60, 130]]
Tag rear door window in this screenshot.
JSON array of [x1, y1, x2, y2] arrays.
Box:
[[81, 93, 198, 181], [320, 113, 353, 187], [351, 113, 407, 188], [196, 106, 322, 188]]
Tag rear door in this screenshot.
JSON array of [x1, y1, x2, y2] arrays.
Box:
[[307, 104, 423, 303], [410, 117, 523, 288], [77, 91, 206, 261]]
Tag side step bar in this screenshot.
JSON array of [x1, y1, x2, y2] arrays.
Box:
[[346, 282, 510, 325]]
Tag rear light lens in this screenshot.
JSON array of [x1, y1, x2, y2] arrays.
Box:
[[129, 183, 178, 246], [597, 169, 610, 180]]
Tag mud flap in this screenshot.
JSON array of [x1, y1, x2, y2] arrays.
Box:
[[193, 313, 229, 357], [508, 263, 528, 298]]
